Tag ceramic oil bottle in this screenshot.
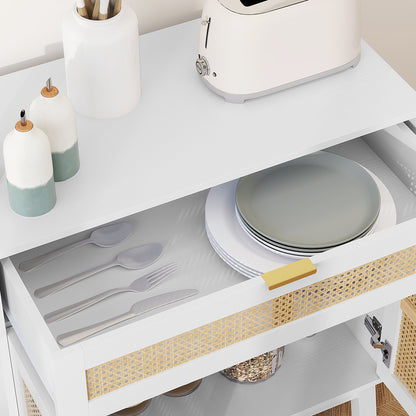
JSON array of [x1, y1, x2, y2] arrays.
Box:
[[3, 110, 56, 217], [30, 78, 80, 181]]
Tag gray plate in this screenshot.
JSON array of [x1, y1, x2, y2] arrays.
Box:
[[237, 206, 375, 254], [235, 152, 381, 249]]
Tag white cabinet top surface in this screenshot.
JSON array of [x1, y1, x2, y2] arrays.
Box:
[[1, 20, 416, 258]]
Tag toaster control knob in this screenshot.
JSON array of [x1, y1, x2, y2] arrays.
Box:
[[196, 56, 210, 77]]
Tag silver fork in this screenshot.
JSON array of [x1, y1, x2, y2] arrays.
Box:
[[44, 263, 177, 323]]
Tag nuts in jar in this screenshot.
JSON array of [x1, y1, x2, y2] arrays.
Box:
[[221, 347, 284, 383]]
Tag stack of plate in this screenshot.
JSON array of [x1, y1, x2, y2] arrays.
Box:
[[206, 152, 397, 278]]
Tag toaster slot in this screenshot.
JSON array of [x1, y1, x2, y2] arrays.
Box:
[[223, 0, 308, 14], [202, 17, 211, 49]]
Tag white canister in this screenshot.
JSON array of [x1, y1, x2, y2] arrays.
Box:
[[62, 4, 141, 119], [3, 111, 56, 217], [30, 79, 80, 181]]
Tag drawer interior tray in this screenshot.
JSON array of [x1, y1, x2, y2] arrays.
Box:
[[11, 187, 245, 342], [7, 125, 416, 345]]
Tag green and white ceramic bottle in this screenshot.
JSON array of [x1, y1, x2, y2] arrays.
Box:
[[30, 78, 80, 181], [3, 110, 56, 217]]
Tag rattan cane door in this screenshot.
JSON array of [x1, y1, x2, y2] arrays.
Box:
[[374, 295, 416, 415]]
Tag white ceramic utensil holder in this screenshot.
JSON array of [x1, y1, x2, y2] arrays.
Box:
[[30, 81, 80, 181], [62, 5, 141, 119], [3, 115, 56, 217]]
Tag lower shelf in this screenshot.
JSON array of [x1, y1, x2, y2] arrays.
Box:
[[10, 321, 380, 416], [142, 323, 378, 416]]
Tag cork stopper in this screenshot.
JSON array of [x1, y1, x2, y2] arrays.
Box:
[[41, 77, 59, 98], [15, 110, 33, 132]]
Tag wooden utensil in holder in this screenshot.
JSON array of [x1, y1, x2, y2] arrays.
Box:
[[76, 0, 89, 18], [77, 0, 119, 19]]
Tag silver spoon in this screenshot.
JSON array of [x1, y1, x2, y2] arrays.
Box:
[[19, 222, 133, 272], [34, 243, 163, 299]]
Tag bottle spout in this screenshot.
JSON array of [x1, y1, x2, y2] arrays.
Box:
[[15, 109, 33, 132], [20, 109, 27, 126], [41, 78, 59, 98]]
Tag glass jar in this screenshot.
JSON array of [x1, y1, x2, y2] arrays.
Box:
[[221, 347, 284, 383]]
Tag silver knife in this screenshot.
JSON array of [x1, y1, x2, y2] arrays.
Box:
[[57, 289, 198, 347]]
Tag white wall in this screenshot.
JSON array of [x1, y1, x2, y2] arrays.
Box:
[[362, 0, 416, 90], [0, 0, 204, 76], [1, 0, 416, 89]]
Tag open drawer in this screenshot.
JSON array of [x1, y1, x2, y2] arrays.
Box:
[[3, 123, 416, 415]]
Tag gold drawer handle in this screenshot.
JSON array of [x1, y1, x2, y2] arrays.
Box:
[[261, 258, 317, 290]]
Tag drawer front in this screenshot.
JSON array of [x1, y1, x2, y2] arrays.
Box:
[[86, 244, 416, 400]]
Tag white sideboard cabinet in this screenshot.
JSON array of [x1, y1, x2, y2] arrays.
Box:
[[0, 296, 18, 416], [2, 19, 416, 416]]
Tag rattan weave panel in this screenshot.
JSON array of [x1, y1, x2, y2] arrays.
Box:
[[24, 382, 42, 416], [395, 296, 416, 400], [406, 294, 416, 309], [86, 245, 416, 400]]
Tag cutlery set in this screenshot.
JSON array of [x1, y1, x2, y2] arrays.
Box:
[[22, 222, 198, 346]]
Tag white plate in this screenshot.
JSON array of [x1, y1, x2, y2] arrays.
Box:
[[206, 226, 260, 277], [206, 223, 260, 275], [207, 234, 259, 278], [205, 166, 396, 278], [206, 182, 294, 277]]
